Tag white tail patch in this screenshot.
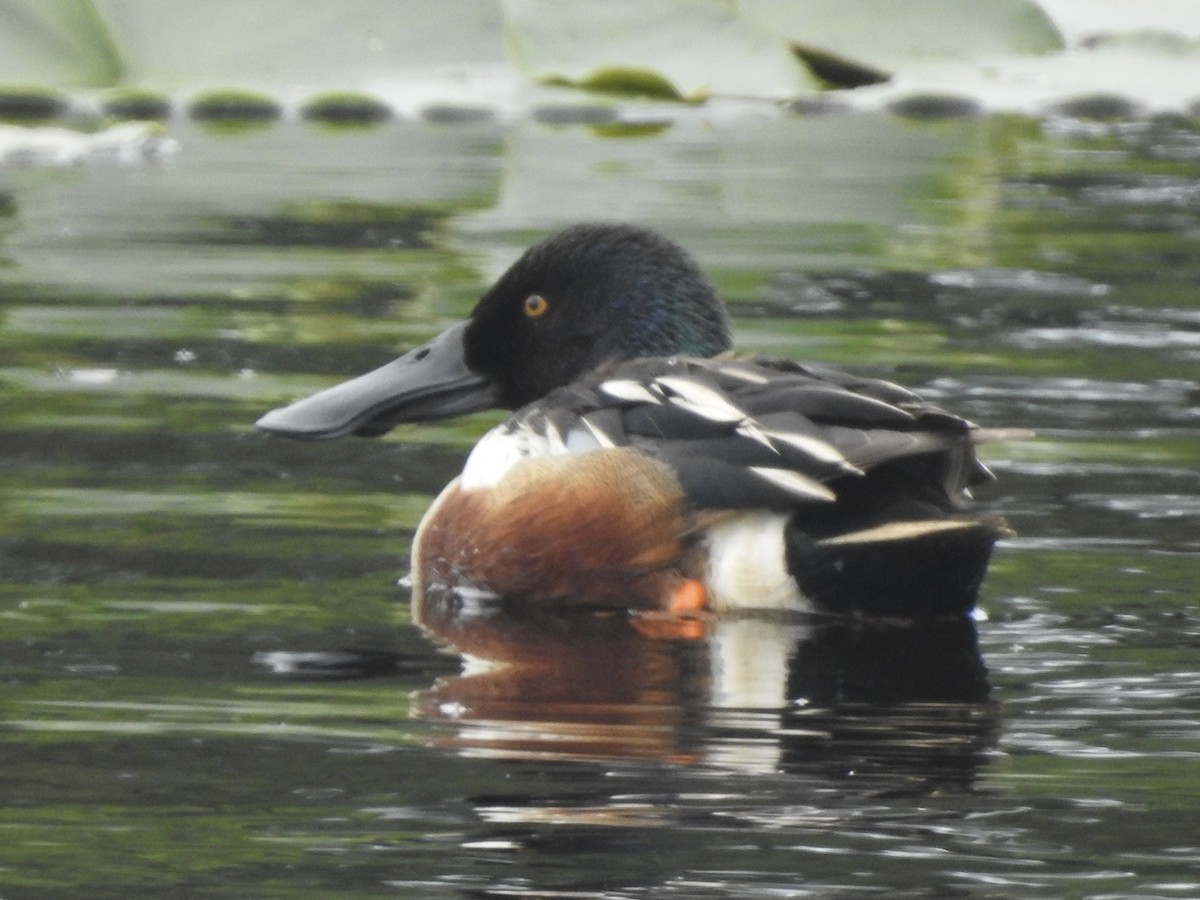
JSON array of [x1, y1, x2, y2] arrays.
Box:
[[703, 512, 811, 613]]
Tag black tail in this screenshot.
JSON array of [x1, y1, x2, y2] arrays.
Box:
[[787, 518, 1009, 617]]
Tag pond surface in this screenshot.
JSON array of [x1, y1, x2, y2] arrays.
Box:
[[1, 109, 1198, 898]]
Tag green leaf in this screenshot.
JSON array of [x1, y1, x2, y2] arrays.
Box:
[[0, 0, 122, 87], [553, 68, 687, 103], [503, 0, 817, 101], [94, 0, 508, 89], [740, 0, 1064, 77], [0, 0, 1067, 104], [787, 45, 889, 89]]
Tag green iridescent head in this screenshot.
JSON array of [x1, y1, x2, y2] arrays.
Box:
[[464, 223, 733, 408]]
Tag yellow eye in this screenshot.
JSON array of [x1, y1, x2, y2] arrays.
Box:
[[523, 294, 550, 318]]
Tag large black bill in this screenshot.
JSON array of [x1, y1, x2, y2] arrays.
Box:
[[255, 321, 497, 439]]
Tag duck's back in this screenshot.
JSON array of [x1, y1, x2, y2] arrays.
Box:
[[441, 355, 1007, 617]]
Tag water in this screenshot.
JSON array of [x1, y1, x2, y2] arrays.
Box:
[[1, 110, 1197, 897]]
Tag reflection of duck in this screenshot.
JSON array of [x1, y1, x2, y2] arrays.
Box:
[[258, 223, 1013, 616], [413, 596, 994, 780], [413, 590, 711, 764]]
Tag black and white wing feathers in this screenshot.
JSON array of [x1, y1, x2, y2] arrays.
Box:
[[517, 356, 991, 514]]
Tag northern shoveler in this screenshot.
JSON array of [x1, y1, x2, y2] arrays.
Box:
[[257, 223, 1014, 618]]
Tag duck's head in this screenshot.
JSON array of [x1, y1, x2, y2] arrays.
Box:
[[257, 223, 732, 439]]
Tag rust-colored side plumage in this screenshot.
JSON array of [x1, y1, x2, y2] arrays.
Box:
[[412, 448, 692, 607]]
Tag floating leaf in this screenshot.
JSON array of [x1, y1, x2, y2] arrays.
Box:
[[503, 0, 817, 101], [0, 84, 70, 121], [101, 86, 172, 120], [555, 67, 686, 103], [301, 92, 393, 125], [788, 45, 888, 89], [96, 0, 509, 88], [187, 88, 281, 123], [740, 0, 1064, 78], [0, 0, 121, 86]]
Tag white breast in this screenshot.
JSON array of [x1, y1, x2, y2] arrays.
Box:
[[459, 419, 607, 491]]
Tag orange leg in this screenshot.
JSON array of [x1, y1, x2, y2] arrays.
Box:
[[631, 577, 712, 641], [667, 577, 707, 616]]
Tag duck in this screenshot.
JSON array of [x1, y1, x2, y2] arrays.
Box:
[[257, 223, 1013, 619]]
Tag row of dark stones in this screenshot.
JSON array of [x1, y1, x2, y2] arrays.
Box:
[[2, 85, 1198, 127]]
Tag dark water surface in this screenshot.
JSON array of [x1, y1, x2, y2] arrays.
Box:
[[1, 112, 1198, 897]]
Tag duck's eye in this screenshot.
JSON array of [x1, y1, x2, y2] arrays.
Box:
[[523, 294, 550, 318]]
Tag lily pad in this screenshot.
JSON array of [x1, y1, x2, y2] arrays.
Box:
[[503, 0, 817, 101], [0, 84, 70, 121], [101, 87, 172, 120], [740, 0, 1064, 78], [301, 92, 392, 125], [549, 67, 687, 103], [0, 0, 120, 87], [101, 0, 507, 88], [188, 89, 281, 123], [0, 0, 1081, 110]]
